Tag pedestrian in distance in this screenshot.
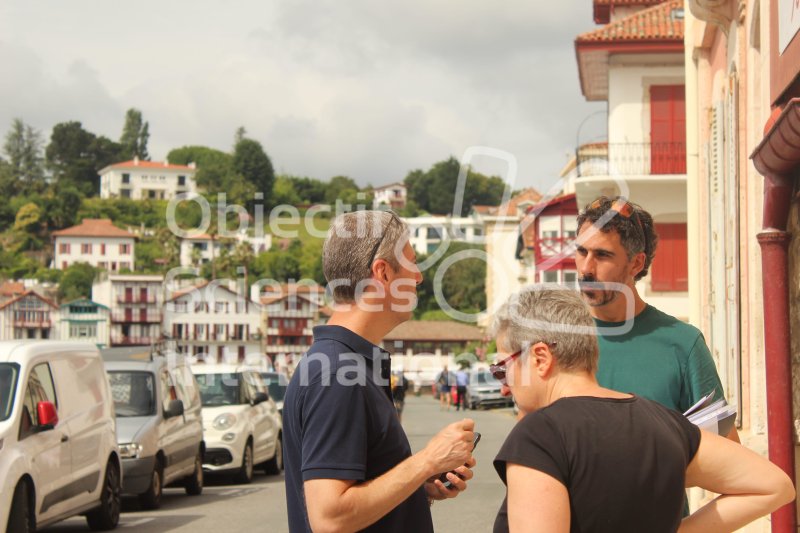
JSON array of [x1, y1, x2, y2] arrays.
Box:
[[391, 369, 409, 423], [437, 365, 452, 411], [490, 285, 794, 533], [455, 366, 469, 411], [282, 210, 477, 533], [574, 196, 739, 443]]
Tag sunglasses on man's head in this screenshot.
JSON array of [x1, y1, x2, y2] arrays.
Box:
[[588, 196, 646, 244]]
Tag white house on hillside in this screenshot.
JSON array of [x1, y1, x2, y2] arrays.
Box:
[[52, 218, 136, 272], [403, 215, 485, 256], [373, 182, 407, 210], [99, 157, 197, 200], [179, 232, 272, 267]]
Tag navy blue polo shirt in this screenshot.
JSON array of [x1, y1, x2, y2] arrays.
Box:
[[283, 325, 433, 533]]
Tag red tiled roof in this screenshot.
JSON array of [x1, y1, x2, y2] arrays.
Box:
[[384, 321, 483, 342], [578, 0, 683, 43], [51, 219, 136, 239], [483, 188, 543, 217], [106, 160, 195, 171], [0, 290, 57, 311], [0, 281, 25, 298]]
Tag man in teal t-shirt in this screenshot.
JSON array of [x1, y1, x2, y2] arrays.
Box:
[[575, 196, 738, 441]]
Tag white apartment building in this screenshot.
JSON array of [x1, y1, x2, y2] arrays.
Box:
[[0, 290, 57, 340], [99, 157, 197, 200], [373, 182, 407, 210], [92, 273, 164, 346], [57, 298, 110, 348], [404, 215, 485, 256], [179, 231, 272, 267], [164, 282, 263, 365], [52, 218, 136, 272]]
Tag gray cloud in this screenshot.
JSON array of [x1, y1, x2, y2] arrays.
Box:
[[0, 0, 604, 193]]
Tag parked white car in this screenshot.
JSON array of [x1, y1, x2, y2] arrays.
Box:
[[106, 356, 204, 509], [0, 341, 121, 531], [191, 365, 282, 483]]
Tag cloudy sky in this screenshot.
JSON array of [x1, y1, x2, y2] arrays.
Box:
[[0, 0, 605, 193]]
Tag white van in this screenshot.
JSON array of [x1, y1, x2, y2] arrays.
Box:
[[0, 341, 121, 531]]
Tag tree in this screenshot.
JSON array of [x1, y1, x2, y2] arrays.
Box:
[[414, 242, 486, 319], [167, 145, 233, 190], [119, 108, 150, 160], [46, 121, 123, 196], [13, 202, 42, 233], [324, 175, 363, 206], [58, 263, 97, 301], [404, 157, 508, 216], [44, 185, 83, 230], [233, 138, 275, 199], [272, 176, 301, 206], [3, 118, 45, 195]]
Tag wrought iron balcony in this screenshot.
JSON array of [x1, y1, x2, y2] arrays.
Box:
[[576, 142, 687, 177]]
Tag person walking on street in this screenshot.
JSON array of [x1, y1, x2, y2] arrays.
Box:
[[574, 196, 739, 443], [391, 369, 409, 422], [437, 366, 452, 411], [283, 211, 477, 533], [455, 366, 469, 411]]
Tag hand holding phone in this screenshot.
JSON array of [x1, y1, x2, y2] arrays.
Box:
[[438, 432, 481, 489]]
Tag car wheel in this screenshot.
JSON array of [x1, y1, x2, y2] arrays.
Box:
[[7, 480, 34, 533], [263, 434, 283, 475], [86, 460, 121, 531], [138, 460, 163, 510], [184, 449, 204, 496], [234, 441, 254, 484]]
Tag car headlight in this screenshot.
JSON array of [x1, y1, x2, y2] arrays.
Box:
[[119, 443, 142, 459], [213, 413, 237, 430]]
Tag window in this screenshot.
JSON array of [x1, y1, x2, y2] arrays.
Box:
[[562, 271, 578, 288], [108, 371, 155, 417], [119, 243, 131, 255], [542, 270, 558, 283], [69, 324, 97, 338], [121, 189, 131, 199], [81, 243, 92, 254], [122, 173, 130, 184], [59, 243, 70, 254], [178, 175, 186, 186], [159, 371, 178, 413], [100, 244, 106, 255], [20, 363, 57, 439], [650, 223, 688, 291]]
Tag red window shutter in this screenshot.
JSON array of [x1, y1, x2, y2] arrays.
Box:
[[650, 85, 686, 174], [650, 223, 688, 292]]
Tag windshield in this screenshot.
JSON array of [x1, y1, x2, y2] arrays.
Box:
[[108, 371, 156, 417], [195, 373, 243, 406], [474, 372, 501, 386], [261, 373, 288, 403], [0, 363, 19, 422]]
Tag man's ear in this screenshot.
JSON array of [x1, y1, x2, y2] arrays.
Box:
[[372, 259, 390, 283], [532, 343, 555, 378], [629, 251, 646, 279]]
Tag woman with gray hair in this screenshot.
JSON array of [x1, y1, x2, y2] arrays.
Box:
[[491, 285, 794, 533]]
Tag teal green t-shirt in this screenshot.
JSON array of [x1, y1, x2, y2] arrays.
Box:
[[595, 305, 725, 413]]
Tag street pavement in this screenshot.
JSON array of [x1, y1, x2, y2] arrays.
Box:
[[45, 395, 517, 532]]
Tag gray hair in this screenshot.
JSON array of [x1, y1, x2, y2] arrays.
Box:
[[323, 210, 409, 303], [490, 285, 598, 374]]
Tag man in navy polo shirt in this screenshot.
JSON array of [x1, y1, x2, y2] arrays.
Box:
[[283, 211, 477, 533]]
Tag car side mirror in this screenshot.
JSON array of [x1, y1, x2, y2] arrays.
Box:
[[165, 399, 184, 418], [37, 401, 58, 430], [252, 392, 268, 405]]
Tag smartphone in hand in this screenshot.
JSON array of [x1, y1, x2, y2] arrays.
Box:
[[439, 432, 481, 489]]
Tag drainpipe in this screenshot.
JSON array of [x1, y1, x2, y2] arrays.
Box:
[[751, 101, 800, 533]]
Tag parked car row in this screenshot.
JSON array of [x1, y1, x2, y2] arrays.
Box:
[[0, 341, 286, 532]]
